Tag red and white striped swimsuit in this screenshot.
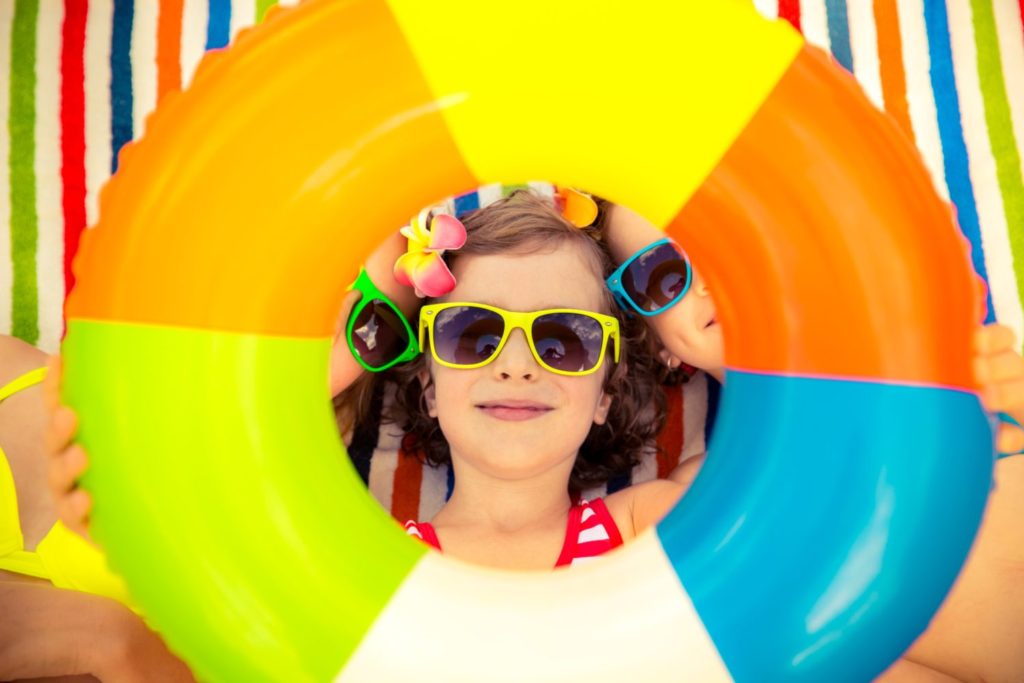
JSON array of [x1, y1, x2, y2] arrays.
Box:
[[404, 498, 624, 568]]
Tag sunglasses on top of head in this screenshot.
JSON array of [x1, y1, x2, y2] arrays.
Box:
[[345, 269, 419, 372]]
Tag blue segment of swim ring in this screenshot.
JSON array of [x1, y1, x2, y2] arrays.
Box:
[[657, 371, 994, 682]]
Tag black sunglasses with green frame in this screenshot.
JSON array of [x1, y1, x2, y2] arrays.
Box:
[[345, 269, 419, 372]]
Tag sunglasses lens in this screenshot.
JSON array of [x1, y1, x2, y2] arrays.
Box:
[[531, 313, 604, 373], [433, 306, 506, 366], [351, 299, 411, 368], [622, 242, 690, 313]]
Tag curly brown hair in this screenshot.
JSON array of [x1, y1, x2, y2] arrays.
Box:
[[385, 190, 666, 493]]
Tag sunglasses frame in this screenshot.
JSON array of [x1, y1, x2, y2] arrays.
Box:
[[419, 302, 621, 377], [606, 238, 692, 317], [345, 269, 420, 372]]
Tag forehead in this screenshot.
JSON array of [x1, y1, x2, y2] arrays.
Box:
[[445, 248, 606, 312]]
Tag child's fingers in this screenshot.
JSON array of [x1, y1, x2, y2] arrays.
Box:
[[62, 444, 89, 482], [42, 355, 63, 414], [996, 423, 1024, 455], [44, 406, 78, 455], [58, 487, 93, 539], [47, 443, 89, 495], [974, 324, 1017, 355], [974, 348, 1024, 385], [980, 377, 1024, 414]]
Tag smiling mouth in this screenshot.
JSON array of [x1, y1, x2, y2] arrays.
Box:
[[476, 401, 553, 422]]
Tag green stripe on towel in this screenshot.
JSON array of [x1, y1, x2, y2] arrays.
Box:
[[971, 0, 1024, 348], [8, 0, 38, 344]]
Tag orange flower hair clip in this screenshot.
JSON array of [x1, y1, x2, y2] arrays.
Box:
[[393, 208, 467, 298], [554, 186, 599, 228]]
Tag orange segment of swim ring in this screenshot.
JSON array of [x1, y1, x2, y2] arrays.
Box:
[[669, 45, 979, 389], [66, 0, 478, 338]]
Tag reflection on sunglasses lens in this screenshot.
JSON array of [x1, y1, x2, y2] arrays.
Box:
[[624, 243, 689, 312], [435, 307, 505, 365], [352, 300, 410, 368], [532, 314, 601, 372]]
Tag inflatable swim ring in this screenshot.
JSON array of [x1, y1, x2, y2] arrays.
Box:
[[62, 1, 993, 681]]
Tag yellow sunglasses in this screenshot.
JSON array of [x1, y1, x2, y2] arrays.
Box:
[[419, 303, 620, 377]]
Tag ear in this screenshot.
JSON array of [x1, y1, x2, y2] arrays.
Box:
[[657, 347, 683, 370], [593, 390, 613, 426], [418, 367, 438, 418]]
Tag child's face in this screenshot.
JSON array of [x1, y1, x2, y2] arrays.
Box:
[[645, 266, 723, 376], [421, 248, 614, 483], [606, 205, 724, 379]]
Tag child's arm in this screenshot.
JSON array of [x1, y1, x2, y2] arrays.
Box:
[[873, 657, 963, 682], [895, 455, 1024, 682], [604, 478, 685, 541], [667, 453, 705, 487], [0, 579, 195, 682]]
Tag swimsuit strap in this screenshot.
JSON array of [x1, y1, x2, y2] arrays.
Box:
[[0, 366, 52, 581], [0, 367, 47, 403]]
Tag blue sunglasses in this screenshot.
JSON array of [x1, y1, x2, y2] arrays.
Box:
[[606, 238, 692, 317]]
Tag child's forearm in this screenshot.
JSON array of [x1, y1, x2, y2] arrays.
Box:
[[873, 657, 962, 682], [0, 579, 196, 683], [0, 580, 110, 680], [666, 452, 705, 488]]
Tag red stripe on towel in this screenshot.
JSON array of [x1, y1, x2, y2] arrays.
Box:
[[656, 383, 683, 479], [873, 0, 916, 143], [157, 0, 183, 100], [392, 437, 424, 523], [778, 0, 802, 32], [1019, 0, 1024, 45], [61, 0, 87, 315]]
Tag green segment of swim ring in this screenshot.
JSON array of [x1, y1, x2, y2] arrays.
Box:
[[63, 319, 425, 683]]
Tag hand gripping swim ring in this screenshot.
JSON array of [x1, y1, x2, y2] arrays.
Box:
[[62, 1, 993, 681]]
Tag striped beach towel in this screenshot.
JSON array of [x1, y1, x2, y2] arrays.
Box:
[[2, 1, 1021, 519], [2, 1, 1021, 350]]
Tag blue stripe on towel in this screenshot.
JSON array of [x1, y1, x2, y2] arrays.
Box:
[[110, 0, 134, 173], [206, 0, 232, 50], [922, 0, 995, 322], [445, 464, 455, 501], [825, 0, 854, 72], [453, 191, 480, 216], [606, 471, 632, 495], [348, 378, 385, 486]]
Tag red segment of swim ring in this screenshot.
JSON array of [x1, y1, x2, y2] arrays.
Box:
[[669, 45, 980, 389]]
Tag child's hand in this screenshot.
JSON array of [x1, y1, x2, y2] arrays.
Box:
[[42, 355, 94, 542], [973, 324, 1024, 454]]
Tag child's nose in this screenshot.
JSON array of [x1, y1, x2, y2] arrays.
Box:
[[493, 328, 539, 380], [691, 268, 710, 297]]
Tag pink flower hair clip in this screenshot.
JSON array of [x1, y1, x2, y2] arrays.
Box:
[[393, 207, 468, 298]]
